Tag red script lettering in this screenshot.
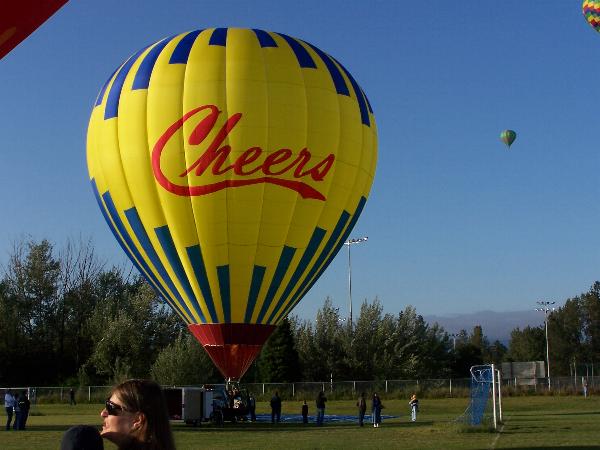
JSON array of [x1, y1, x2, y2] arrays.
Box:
[[151, 105, 335, 200]]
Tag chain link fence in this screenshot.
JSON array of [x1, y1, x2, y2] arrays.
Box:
[[3, 375, 597, 404]]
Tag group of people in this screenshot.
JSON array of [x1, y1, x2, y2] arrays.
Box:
[[270, 390, 419, 427], [362, 392, 419, 426], [4, 389, 30, 431], [357, 392, 388, 427], [5, 381, 421, 449]]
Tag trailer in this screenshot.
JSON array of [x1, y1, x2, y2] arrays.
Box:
[[163, 386, 250, 426], [164, 387, 212, 426]]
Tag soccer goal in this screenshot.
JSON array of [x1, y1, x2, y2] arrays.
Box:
[[457, 364, 503, 429]]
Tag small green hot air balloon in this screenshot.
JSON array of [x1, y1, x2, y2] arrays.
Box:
[[500, 130, 517, 148]]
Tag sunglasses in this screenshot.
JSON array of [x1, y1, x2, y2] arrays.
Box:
[[105, 399, 128, 416]]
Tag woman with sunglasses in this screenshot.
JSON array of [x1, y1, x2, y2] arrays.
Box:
[[100, 379, 175, 450]]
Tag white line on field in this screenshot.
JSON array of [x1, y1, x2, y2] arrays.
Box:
[[489, 423, 505, 450]]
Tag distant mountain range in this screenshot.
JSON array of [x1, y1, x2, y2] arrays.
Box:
[[423, 310, 545, 345]]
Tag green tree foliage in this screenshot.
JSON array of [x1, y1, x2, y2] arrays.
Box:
[[294, 299, 453, 380], [85, 279, 182, 383], [2, 240, 61, 384], [450, 327, 483, 377], [0, 238, 182, 385], [3, 236, 600, 385], [507, 326, 545, 362], [151, 333, 220, 385], [255, 318, 301, 382]]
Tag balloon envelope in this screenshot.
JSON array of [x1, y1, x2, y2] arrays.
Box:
[[500, 130, 516, 148], [583, 0, 600, 33], [87, 28, 377, 380]]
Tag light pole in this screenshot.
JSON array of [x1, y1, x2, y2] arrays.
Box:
[[535, 301, 555, 390], [344, 236, 368, 327]]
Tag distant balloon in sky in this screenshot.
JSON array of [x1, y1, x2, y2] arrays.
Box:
[[583, 1, 600, 33], [500, 130, 517, 148], [87, 28, 378, 381], [0, 0, 68, 60]]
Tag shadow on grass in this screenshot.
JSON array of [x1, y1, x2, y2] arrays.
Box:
[[172, 420, 435, 433], [508, 411, 600, 417], [4, 425, 101, 432]]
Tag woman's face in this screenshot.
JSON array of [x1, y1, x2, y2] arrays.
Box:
[[100, 393, 140, 446]]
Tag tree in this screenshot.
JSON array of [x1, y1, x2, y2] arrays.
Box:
[[547, 298, 584, 376], [485, 340, 508, 365], [151, 333, 220, 385], [349, 299, 385, 379], [507, 326, 545, 362], [580, 282, 600, 363], [2, 239, 61, 384], [256, 318, 301, 382], [85, 275, 182, 383]]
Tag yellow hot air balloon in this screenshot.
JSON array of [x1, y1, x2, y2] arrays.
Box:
[[87, 28, 377, 381]]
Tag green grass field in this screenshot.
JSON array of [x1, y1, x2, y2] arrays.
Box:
[[0, 396, 598, 449]]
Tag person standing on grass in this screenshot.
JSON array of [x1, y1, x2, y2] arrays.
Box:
[[17, 391, 30, 430], [248, 393, 256, 422], [315, 391, 327, 426], [12, 393, 21, 430], [372, 393, 382, 428], [301, 400, 308, 424], [409, 394, 419, 422], [70, 388, 76, 406], [357, 392, 367, 427], [4, 389, 15, 430], [270, 391, 281, 423]]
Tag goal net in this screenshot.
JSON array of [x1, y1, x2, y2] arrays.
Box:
[[457, 364, 501, 428]]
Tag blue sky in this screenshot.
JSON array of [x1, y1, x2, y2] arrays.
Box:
[[1, 1, 599, 321]]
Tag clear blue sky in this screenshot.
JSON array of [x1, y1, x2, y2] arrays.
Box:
[[1, 1, 599, 321]]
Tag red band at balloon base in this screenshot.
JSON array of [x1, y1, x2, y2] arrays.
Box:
[[188, 323, 277, 380]]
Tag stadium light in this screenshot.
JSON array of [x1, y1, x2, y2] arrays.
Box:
[[535, 301, 556, 390], [344, 236, 368, 327]]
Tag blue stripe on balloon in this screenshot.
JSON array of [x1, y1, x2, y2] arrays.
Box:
[[155, 225, 206, 323], [169, 29, 203, 64], [265, 228, 326, 324], [132, 37, 173, 90], [363, 88, 373, 113], [217, 265, 231, 322], [209, 28, 228, 46], [275, 33, 316, 68], [304, 42, 349, 96], [256, 246, 296, 324], [274, 211, 352, 323], [252, 29, 277, 48], [91, 181, 148, 287], [332, 56, 371, 126], [186, 244, 218, 323], [278, 197, 367, 321], [245, 265, 266, 323], [94, 67, 119, 107], [104, 47, 147, 119], [96, 186, 191, 324], [92, 183, 184, 321], [124, 208, 195, 322]]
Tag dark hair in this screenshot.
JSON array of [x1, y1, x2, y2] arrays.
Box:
[[111, 379, 175, 450]]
